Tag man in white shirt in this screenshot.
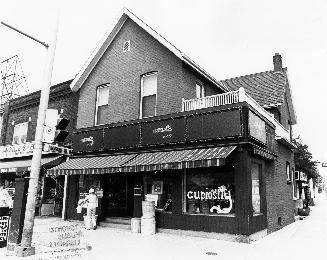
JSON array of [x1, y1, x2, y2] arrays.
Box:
[[84, 188, 98, 230]]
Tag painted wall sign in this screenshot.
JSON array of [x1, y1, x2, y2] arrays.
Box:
[[249, 111, 266, 143], [187, 186, 233, 214]]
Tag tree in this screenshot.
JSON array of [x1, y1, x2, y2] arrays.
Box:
[[293, 136, 320, 181]]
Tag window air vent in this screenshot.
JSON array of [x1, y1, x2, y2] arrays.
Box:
[[123, 40, 130, 52]]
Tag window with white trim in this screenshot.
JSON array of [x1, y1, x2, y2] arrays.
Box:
[[12, 122, 28, 145], [292, 168, 299, 199], [251, 163, 262, 214], [95, 84, 110, 125], [196, 82, 205, 99], [286, 162, 291, 182], [140, 72, 157, 118]]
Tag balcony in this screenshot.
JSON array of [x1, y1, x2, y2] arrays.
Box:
[[182, 87, 291, 143]]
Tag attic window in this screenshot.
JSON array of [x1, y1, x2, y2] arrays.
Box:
[[123, 40, 130, 52]]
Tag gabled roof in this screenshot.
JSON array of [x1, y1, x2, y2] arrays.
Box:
[[70, 8, 227, 93], [220, 68, 297, 124]]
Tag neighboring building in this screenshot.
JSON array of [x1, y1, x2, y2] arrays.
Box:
[[0, 80, 78, 216], [48, 8, 296, 242]]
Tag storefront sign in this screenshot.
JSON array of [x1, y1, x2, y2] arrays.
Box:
[[188, 109, 242, 141], [142, 118, 186, 145], [0, 142, 70, 159], [0, 216, 9, 242], [187, 186, 233, 214], [0, 143, 34, 159], [73, 130, 103, 152], [133, 186, 142, 196], [104, 124, 140, 149]]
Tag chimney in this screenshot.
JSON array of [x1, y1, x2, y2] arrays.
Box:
[[273, 53, 282, 71]]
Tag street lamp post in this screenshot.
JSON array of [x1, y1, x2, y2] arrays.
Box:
[[1, 13, 59, 257]]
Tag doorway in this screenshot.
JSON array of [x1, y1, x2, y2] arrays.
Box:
[[100, 174, 134, 217]]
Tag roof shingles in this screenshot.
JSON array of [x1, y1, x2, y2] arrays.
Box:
[[221, 70, 286, 107]]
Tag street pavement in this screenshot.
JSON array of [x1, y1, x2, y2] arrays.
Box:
[[1, 193, 327, 260]]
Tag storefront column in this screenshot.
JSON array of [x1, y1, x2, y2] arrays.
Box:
[[133, 174, 143, 218], [234, 146, 251, 235], [62, 175, 68, 220]]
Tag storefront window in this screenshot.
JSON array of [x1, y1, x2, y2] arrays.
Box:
[[184, 168, 235, 215], [78, 175, 102, 201], [251, 163, 261, 214], [145, 175, 172, 212]]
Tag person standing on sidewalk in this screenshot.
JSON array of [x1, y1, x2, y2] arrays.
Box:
[[84, 188, 98, 230]]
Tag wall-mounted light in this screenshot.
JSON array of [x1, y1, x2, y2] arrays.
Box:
[[11, 121, 15, 126]]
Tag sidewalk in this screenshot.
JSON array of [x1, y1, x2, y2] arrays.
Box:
[[1, 193, 327, 260]]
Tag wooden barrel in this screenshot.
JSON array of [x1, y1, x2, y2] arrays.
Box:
[[131, 218, 141, 233], [141, 217, 156, 235], [142, 201, 155, 218]]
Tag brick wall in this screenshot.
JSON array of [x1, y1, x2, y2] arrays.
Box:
[[2, 81, 78, 146], [266, 141, 295, 233], [76, 18, 222, 129]]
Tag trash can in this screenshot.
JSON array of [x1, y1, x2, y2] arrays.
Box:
[[0, 207, 10, 248]]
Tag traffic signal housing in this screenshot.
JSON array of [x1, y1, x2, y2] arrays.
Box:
[[54, 117, 70, 143]]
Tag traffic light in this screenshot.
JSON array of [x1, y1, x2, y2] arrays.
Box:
[[53, 117, 70, 143], [42, 109, 70, 144]]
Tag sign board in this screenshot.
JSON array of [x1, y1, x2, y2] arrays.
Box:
[[249, 111, 266, 143], [0, 216, 10, 247], [141, 117, 186, 145], [72, 130, 103, 152], [188, 109, 242, 141], [104, 124, 140, 149]]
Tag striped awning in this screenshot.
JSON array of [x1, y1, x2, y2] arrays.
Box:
[[121, 146, 237, 172], [48, 154, 137, 176], [0, 155, 64, 174], [47, 146, 236, 176]]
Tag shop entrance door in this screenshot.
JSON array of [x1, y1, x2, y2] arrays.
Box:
[[100, 174, 134, 217]]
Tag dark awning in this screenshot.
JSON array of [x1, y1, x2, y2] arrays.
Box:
[[0, 155, 64, 174], [121, 146, 237, 172], [48, 154, 137, 176]]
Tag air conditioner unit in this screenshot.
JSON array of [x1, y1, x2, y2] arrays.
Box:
[[295, 171, 300, 181]]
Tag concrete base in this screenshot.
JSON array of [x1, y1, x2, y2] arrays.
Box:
[[157, 228, 268, 244], [7, 242, 18, 252], [15, 246, 35, 257]]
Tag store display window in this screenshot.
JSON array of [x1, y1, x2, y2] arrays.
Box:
[[78, 175, 102, 201], [145, 174, 172, 212], [184, 167, 235, 215], [251, 163, 262, 214]]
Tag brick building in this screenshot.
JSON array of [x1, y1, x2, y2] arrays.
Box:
[[0, 80, 78, 216], [47, 8, 297, 241]]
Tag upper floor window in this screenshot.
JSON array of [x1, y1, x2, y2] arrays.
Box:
[[95, 84, 110, 125], [140, 72, 157, 119], [12, 122, 28, 145], [196, 82, 205, 99]]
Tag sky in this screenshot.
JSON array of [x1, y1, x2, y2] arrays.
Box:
[[1, 0, 327, 176]]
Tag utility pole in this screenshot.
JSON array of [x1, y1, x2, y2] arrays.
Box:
[[1, 12, 59, 257]]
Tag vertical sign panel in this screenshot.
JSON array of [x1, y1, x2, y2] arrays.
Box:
[[248, 111, 266, 144]]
